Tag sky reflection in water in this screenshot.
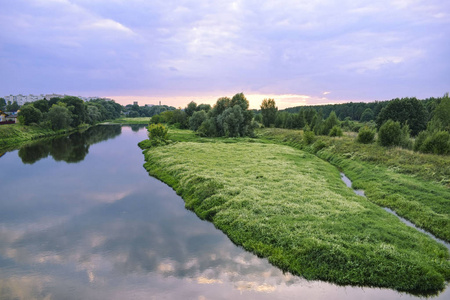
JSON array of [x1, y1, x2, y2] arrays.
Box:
[[0, 126, 448, 300]]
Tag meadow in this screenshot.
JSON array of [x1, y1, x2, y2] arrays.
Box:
[[258, 128, 450, 242], [141, 128, 449, 294]]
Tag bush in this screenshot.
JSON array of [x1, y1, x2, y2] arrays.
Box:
[[378, 120, 402, 147], [303, 126, 316, 145], [418, 131, 450, 155], [149, 114, 164, 124], [329, 125, 343, 137], [357, 126, 375, 144], [147, 123, 168, 146], [414, 131, 428, 151]]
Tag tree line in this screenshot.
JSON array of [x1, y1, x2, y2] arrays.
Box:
[[259, 94, 450, 155], [17, 96, 123, 130], [150, 93, 256, 138], [149, 92, 449, 155]]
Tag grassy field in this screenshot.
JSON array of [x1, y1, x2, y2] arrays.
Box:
[[258, 128, 450, 242], [141, 131, 449, 294]]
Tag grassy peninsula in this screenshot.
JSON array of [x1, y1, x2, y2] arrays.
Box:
[[141, 128, 449, 294]]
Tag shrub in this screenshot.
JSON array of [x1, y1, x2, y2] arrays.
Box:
[[419, 131, 450, 155], [149, 114, 164, 124], [147, 123, 168, 146], [378, 120, 402, 147], [357, 126, 375, 144], [329, 125, 343, 137], [313, 139, 327, 152], [303, 126, 316, 145]]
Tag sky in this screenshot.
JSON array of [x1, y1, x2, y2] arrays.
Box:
[[0, 0, 449, 109]]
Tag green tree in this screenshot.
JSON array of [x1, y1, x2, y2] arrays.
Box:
[[376, 97, 427, 136], [33, 99, 50, 113], [189, 110, 207, 131], [197, 104, 211, 112], [86, 105, 102, 124], [231, 93, 249, 110], [48, 103, 72, 130], [6, 101, 20, 111], [260, 98, 278, 127], [322, 111, 340, 135], [430, 95, 450, 131], [60, 96, 86, 127], [360, 108, 374, 122], [0, 98, 6, 110], [217, 105, 244, 137], [171, 109, 189, 128], [18, 105, 42, 125], [378, 120, 403, 147], [185, 101, 197, 117]]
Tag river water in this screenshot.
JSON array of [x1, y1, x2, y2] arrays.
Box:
[[0, 125, 448, 300]]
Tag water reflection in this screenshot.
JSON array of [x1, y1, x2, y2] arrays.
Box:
[[17, 125, 122, 164], [0, 126, 448, 300]]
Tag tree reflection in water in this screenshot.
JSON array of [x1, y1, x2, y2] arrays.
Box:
[[18, 125, 123, 164]]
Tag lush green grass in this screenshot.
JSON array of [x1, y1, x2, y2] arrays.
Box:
[[0, 124, 84, 151], [107, 117, 151, 124], [142, 137, 449, 294], [258, 128, 450, 242]]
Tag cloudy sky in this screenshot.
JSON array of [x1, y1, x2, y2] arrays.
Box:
[[0, 0, 449, 108]]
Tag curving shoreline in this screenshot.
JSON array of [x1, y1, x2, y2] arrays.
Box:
[[140, 137, 449, 295]]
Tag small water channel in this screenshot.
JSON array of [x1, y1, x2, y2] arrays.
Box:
[[340, 172, 450, 251], [0, 125, 448, 299]]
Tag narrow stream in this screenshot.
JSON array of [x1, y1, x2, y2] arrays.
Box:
[[340, 172, 450, 251]]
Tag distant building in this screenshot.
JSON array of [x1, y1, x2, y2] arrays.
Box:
[[3, 94, 114, 105], [133, 101, 138, 106]]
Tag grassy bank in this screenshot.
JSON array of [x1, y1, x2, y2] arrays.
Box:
[[0, 124, 87, 152], [258, 128, 450, 242], [141, 132, 449, 294], [106, 117, 150, 124]]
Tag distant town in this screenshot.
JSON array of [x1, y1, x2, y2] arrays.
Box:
[[2, 94, 114, 106]]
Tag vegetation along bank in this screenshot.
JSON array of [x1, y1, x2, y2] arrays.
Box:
[[140, 93, 449, 294], [140, 128, 449, 294]]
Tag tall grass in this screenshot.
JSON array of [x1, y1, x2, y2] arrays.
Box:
[[0, 124, 82, 151], [142, 139, 449, 294], [257, 128, 450, 242]]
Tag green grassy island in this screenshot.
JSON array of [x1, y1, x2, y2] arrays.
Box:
[[140, 127, 449, 295]]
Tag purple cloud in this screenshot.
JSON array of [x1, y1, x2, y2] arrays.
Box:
[[0, 0, 448, 107]]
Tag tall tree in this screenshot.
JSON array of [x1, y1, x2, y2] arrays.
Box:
[[48, 103, 72, 130], [260, 98, 278, 127], [18, 105, 42, 125], [376, 97, 427, 136]]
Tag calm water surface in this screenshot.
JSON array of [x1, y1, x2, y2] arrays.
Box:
[[0, 125, 448, 300]]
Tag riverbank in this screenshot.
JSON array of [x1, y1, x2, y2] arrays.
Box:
[[0, 123, 90, 152], [104, 117, 150, 125], [140, 128, 449, 294], [257, 128, 450, 243]]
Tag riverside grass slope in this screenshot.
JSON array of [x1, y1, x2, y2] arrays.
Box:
[[141, 132, 449, 294], [258, 128, 450, 243]]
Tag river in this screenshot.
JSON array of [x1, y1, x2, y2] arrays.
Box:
[[0, 125, 448, 300]]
